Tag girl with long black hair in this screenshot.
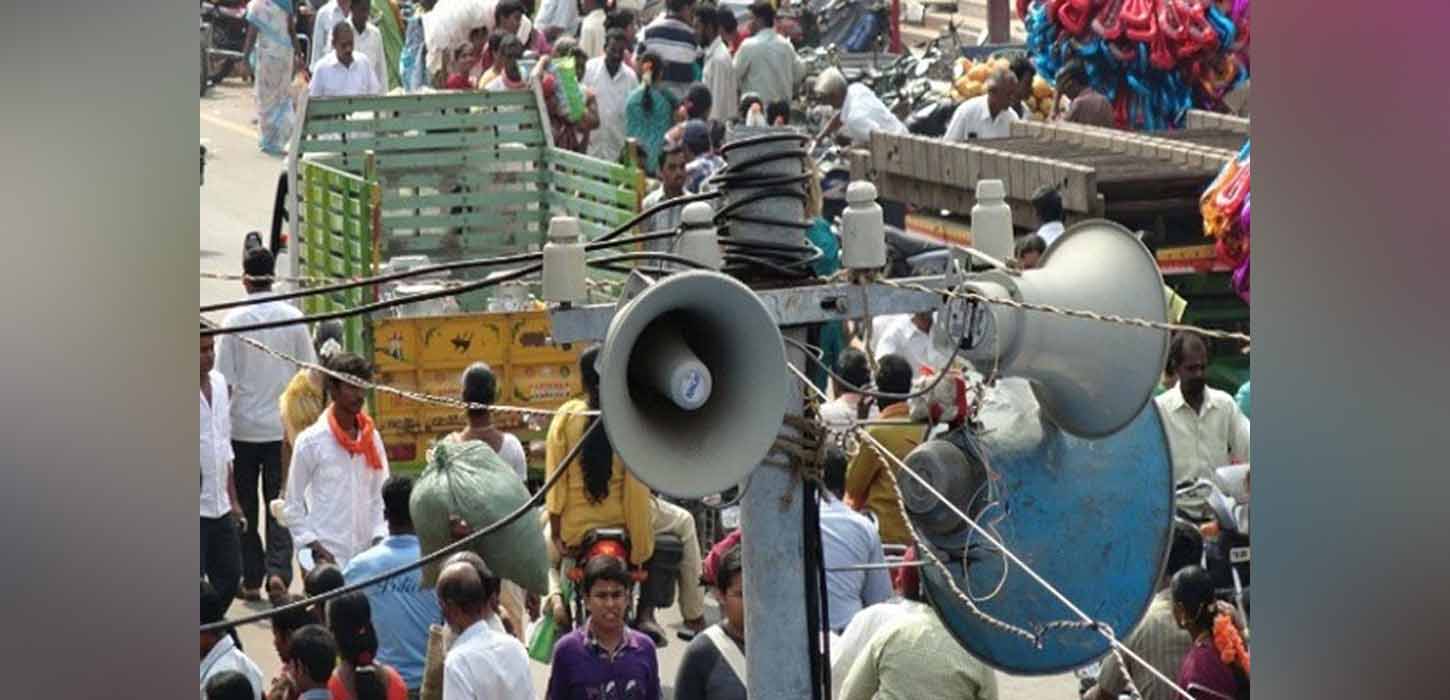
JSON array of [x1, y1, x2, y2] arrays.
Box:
[[542, 345, 656, 626], [325, 591, 409, 700]]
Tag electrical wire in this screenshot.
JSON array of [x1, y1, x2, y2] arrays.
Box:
[[201, 262, 542, 337], [201, 419, 599, 633], [200, 229, 680, 313], [783, 335, 965, 403], [585, 251, 719, 272]]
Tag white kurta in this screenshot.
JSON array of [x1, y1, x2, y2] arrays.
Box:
[[943, 94, 1019, 142], [582, 57, 639, 162], [309, 51, 384, 97], [353, 22, 389, 92], [283, 411, 390, 568], [702, 37, 738, 122]]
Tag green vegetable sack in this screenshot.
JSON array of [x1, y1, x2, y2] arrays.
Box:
[[411, 440, 551, 594]]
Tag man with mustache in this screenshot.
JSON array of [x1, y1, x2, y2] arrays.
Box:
[[1154, 332, 1251, 517]]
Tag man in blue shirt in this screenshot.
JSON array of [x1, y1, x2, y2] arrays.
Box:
[[341, 475, 439, 698], [819, 447, 893, 633]]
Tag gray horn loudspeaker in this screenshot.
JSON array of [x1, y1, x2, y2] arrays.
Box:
[[596, 271, 788, 498], [950, 219, 1170, 438]]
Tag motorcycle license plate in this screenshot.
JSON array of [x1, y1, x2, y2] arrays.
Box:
[[1229, 546, 1250, 564], [721, 505, 741, 530]]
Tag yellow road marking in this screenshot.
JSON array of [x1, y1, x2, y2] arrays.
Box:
[[200, 111, 258, 140]]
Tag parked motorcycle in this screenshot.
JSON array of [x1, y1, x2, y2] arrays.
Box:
[[202, 0, 249, 88], [1175, 474, 1251, 620]]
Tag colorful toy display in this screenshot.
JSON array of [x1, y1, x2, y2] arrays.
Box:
[[1201, 140, 1250, 304], [1022, 0, 1249, 130]]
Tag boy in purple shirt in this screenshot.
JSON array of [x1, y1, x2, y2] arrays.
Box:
[[546, 556, 662, 700]]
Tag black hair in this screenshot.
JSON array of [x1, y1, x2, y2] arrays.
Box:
[[639, 51, 664, 112], [1170, 565, 1217, 630], [1030, 185, 1063, 224], [328, 591, 387, 700], [835, 348, 871, 397], [438, 560, 492, 615], [750, 0, 774, 25], [1009, 54, 1035, 83], [1166, 519, 1204, 581], [382, 474, 414, 528], [1166, 331, 1209, 374], [201, 578, 227, 626], [243, 245, 276, 279], [696, 2, 720, 30], [582, 554, 633, 594], [462, 362, 498, 418], [304, 563, 345, 622], [496, 32, 524, 61], [1015, 233, 1046, 259], [496, 0, 525, 23], [708, 119, 726, 150], [333, 19, 354, 40], [271, 594, 322, 656], [738, 93, 763, 119], [289, 625, 340, 685], [821, 446, 849, 499], [685, 83, 713, 120], [714, 542, 744, 592], [204, 671, 256, 700], [874, 354, 914, 398], [718, 7, 737, 32], [577, 345, 615, 504], [605, 26, 628, 44], [766, 99, 790, 125], [666, 0, 690, 15], [325, 351, 373, 385], [605, 8, 636, 30], [314, 319, 346, 355], [486, 29, 509, 53], [661, 139, 687, 162]]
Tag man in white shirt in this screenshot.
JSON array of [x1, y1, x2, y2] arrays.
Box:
[[309, 23, 385, 98], [578, 0, 609, 58], [437, 559, 535, 699], [216, 246, 316, 602], [201, 579, 265, 700], [346, 0, 389, 92], [283, 351, 390, 570], [1154, 332, 1250, 512], [583, 28, 639, 162], [873, 312, 950, 376], [201, 329, 246, 611], [697, 3, 738, 122], [814, 67, 907, 147], [732, 1, 805, 106], [1030, 185, 1065, 247], [310, 0, 352, 68], [944, 67, 1020, 142]]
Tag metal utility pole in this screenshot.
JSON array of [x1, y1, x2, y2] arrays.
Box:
[[723, 127, 812, 700]]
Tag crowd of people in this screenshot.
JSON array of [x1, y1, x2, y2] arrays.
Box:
[[211, 2, 1252, 697], [203, 246, 1249, 700]]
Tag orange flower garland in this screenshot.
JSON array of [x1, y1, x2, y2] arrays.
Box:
[[1212, 613, 1251, 675]]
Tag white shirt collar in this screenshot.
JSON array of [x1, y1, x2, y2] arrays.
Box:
[[200, 634, 236, 677]]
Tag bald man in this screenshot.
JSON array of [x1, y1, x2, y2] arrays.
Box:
[[436, 561, 534, 699]]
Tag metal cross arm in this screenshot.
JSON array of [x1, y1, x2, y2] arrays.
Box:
[[546, 275, 955, 345]]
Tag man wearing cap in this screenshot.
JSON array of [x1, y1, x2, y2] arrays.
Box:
[[681, 119, 725, 193]]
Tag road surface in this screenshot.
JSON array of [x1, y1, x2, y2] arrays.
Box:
[[201, 71, 1081, 698]]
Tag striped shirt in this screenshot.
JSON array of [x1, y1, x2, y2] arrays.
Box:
[[637, 15, 699, 100], [1096, 590, 1194, 700]]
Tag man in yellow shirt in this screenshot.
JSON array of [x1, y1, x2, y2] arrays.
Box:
[[844, 354, 926, 547]]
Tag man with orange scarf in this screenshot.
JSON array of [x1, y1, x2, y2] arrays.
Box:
[[283, 351, 390, 571]]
